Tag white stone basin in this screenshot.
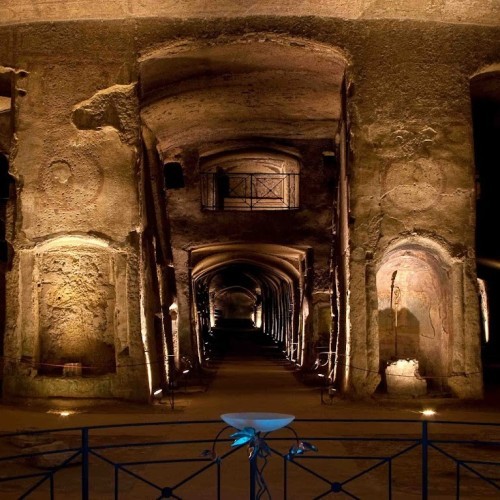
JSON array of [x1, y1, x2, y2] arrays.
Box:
[[221, 412, 295, 432]]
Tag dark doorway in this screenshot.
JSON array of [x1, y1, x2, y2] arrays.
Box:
[[471, 70, 500, 388]]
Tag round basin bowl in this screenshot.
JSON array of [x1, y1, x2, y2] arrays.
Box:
[[221, 412, 295, 433]]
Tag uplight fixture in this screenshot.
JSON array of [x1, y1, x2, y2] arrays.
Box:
[[47, 409, 76, 417], [421, 409, 436, 417]]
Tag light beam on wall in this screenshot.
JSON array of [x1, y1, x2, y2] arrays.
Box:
[[478, 278, 490, 343], [139, 233, 153, 396]]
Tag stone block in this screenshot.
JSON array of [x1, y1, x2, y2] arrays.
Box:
[[385, 358, 427, 397]]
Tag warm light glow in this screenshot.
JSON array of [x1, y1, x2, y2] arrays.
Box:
[[37, 235, 110, 251], [421, 409, 436, 417], [209, 301, 216, 327], [47, 409, 77, 417], [139, 233, 153, 396], [478, 278, 490, 343], [255, 304, 262, 328], [344, 288, 351, 388], [478, 257, 500, 271], [300, 300, 309, 365], [155, 261, 172, 381]]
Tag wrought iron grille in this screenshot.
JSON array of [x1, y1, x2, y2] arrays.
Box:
[[1, 418, 499, 499], [200, 172, 300, 210]]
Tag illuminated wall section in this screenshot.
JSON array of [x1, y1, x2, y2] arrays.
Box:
[[37, 243, 117, 376], [1, 1, 496, 402], [377, 243, 451, 392], [3, 239, 149, 401], [374, 239, 481, 398]]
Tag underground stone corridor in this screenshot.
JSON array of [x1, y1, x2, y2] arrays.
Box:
[[0, 1, 498, 416]]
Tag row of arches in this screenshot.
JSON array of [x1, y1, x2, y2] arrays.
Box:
[[189, 244, 308, 368], [0, 232, 468, 398], [1, 35, 496, 402], [187, 237, 459, 396]]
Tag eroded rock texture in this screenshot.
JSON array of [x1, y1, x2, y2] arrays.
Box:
[[0, 1, 498, 402]]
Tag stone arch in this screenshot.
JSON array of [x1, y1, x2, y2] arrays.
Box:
[[138, 33, 349, 153]]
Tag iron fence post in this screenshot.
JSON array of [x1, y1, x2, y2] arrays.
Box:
[[81, 427, 89, 500], [250, 454, 257, 500], [422, 420, 428, 500], [284, 455, 288, 499], [50, 472, 54, 500], [388, 459, 392, 500], [217, 458, 221, 500]]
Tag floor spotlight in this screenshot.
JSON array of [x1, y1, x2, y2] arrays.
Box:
[[420, 409, 436, 417], [47, 409, 77, 417]]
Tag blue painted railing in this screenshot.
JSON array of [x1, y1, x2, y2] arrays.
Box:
[[1, 419, 499, 499]]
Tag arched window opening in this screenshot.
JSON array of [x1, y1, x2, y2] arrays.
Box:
[[200, 150, 300, 211]]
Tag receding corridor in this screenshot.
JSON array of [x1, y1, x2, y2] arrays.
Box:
[[195, 328, 320, 417]]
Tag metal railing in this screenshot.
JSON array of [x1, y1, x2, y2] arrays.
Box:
[[1, 418, 499, 499], [200, 172, 299, 210]]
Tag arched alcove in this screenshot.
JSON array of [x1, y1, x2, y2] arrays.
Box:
[[213, 285, 258, 325], [376, 242, 452, 393], [33, 237, 117, 376]]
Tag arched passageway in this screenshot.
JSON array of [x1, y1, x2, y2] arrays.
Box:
[[0, 7, 493, 405], [138, 36, 349, 395], [189, 243, 309, 368]]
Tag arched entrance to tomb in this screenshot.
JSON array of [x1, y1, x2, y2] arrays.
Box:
[[376, 240, 454, 395], [138, 35, 350, 389]]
